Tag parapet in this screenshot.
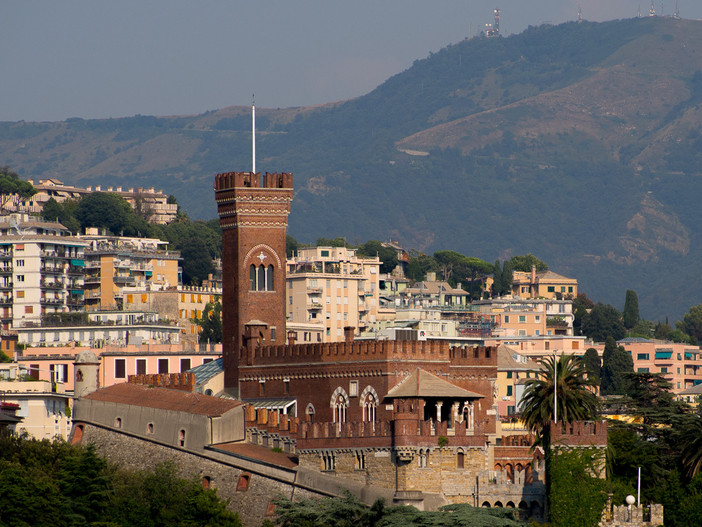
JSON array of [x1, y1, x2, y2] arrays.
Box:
[[214, 171, 293, 191], [127, 372, 196, 392]]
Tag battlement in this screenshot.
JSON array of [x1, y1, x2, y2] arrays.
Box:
[[552, 420, 608, 447], [214, 171, 293, 191], [241, 340, 497, 366], [127, 372, 196, 392]]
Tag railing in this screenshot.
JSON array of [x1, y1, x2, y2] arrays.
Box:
[[0, 296, 12, 305], [67, 266, 83, 275], [0, 266, 12, 274], [83, 276, 101, 284], [40, 280, 65, 289], [0, 282, 12, 290], [40, 264, 64, 273], [41, 251, 66, 258], [113, 276, 135, 285], [40, 297, 63, 305]]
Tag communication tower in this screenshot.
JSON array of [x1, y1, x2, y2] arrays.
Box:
[[578, 5, 583, 23], [485, 8, 500, 38], [650, 1, 656, 16]]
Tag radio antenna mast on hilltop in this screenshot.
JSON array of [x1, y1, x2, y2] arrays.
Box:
[[252, 94, 256, 174], [578, 5, 583, 23]]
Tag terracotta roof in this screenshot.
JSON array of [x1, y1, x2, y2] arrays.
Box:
[[497, 345, 539, 371], [84, 383, 242, 416], [536, 270, 575, 282], [386, 368, 483, 399], [678, 384, 702, 396], [211, 442, 298, 469]]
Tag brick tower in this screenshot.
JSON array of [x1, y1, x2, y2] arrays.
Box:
[[214, 171, 293, 394]]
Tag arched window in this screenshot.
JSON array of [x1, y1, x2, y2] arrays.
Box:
[[333, 394, 347, 423], [457, 450, 465, 469], [179, 429, 186, 447], [250, 264, 275, 291], [362, 393, 376, 423], [306, 403, 315, 423], [266, 265, 274, 291], [114, 417, 122, 429]]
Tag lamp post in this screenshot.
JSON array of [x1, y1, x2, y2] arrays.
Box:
[[553, 349, 558, 425]]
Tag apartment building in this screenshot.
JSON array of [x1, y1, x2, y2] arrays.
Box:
[[286, 247, 380, 342], [82, 229, 181, 310], [618, 338, 702, 393], [6, 178, 178, 224], [473, 298, 574, 338], [0, 213, 88, 331], [510, 268, 578, 300], [121, 284, 221, 342]]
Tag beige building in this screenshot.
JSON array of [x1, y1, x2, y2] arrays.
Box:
[[286, 247, 380, 341], [473, 298, 574, 338], [0, 363, 72, 440], [82, 229, 181, 311], [0, 213, 88, 330], [510, 268, 578, 300], [122, 285, 221, 343], [5, 178, 178, 225]]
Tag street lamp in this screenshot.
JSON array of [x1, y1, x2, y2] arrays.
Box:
[[553, 349, 558, 425]]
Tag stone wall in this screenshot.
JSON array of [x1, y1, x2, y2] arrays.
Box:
[[77, 423, 315, 527]]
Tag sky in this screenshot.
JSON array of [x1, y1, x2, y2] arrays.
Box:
[[3, 0, 702, 122]]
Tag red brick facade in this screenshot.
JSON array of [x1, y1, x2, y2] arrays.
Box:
[[214, 171, 293, 392]]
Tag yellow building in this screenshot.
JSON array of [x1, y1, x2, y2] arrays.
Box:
[[286, 247, 380, 342], [82, 229, 180, 311], [511, 268, 578, 300]]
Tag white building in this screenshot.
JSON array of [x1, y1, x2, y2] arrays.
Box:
[[0, 213, 88, 331]]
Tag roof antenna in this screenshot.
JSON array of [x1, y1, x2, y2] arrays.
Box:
[[252, 94, 256, 174]]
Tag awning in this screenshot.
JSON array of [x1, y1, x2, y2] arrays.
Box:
[[242, 397, 297, 414], [71, 259, 85, 267], [654, 351, 672, 360]]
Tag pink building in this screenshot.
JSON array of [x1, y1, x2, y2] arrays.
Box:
[[18, 342, 221, 392]]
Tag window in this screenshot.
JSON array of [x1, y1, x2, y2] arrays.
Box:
[[147, 423, 154, 434], [15, 259, 24, 267], [504, 315, 510, 323], [259, 380, 265, 396], [158, 359, 169, 374], [660, 367, 668, 373], [115, 359, 126, 379], [25, 306, 33, 314], [637, 368, 650, 373], [115, 417, 122, 429], [322, 452, 335, 471], [349, 380, 358, 397], [355, 451, 366, 470], [637, 353, 649, 360], [237, 473, 251, 491], [250, 264, 275, 291], [180, 358, 191, 372], [16, 291, 24, 298], [16, 275, 24, 282], [545, 342, 550, 351], [519, 315, 526, 323], [547, 286, 555, 292], [506, 371, 513, 379], [362, 393, 376, 423], [418, 449, 429, 468], [457, 451, 465, 469], [568, 286, 573, 293], [179, 429, 186, 447], [136, 359, 146, 375], [507, 385, 513, 396], [271, 327, 276, 341], [284, 379, 290, 395]]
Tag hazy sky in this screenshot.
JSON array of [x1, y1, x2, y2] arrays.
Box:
[[3, 1, 701, 122]]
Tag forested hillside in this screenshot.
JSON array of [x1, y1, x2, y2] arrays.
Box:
[[3, 17, 702, 320]]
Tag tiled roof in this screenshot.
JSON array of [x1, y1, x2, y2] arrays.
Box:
[[497, 345, 539, 371], [536, 270, 576, 282], [189, 357, 223, 385], [618, 337, 653, 343], [386, 368, 483, 399], [211, 442, 298, 469], [678, 384, 702, 396], [84, 383, 242, 416]]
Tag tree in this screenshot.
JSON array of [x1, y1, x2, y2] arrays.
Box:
[[622, 290, 639, 330], [492, 260, 503, 298], [573, 293, 595, 336], [506, 253, 548, 273], [316, 237, 347, 247], [520, 354, 599, 521], [0, 166, 36, 209], [677, 304, 702, 344], [406, 251, 437, 282], [75, 192, 151, 237], [580, 303, 626, 342], [286, 234, 299, 257], [191, 301, 222, 344], [433, 250, 466, 282], [41, 197, 81, 234], [681, 413, 702, 478], [549, 448, 608, 527], [582, 347, 601, 385], [180, 236, 215, 285], [356, 240, 398, 274], [600, 336, 633, 395]]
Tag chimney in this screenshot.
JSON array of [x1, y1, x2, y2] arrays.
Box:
[[530, 265, 537, 298], [344, 326, 355, 343]]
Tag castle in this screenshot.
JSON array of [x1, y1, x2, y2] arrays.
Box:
[[70, 169, 608, 525]]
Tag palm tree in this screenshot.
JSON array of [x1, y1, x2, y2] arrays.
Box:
[[519, 353, 600, 520], [680, 411, 702, 478]]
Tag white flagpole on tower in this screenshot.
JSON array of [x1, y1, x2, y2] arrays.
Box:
[[252, 95, 256, 174]]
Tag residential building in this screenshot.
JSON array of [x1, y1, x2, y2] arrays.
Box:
[[17, 340, 220, 392], [286, 246, 381, 342], [82, 228, 181, 311], [0, 213, 88, 330], [510, 268, 578, 300], [401, 272, 470, 309], [496, 345, 539, 420], [0, 362, 71, 439], [121, 284, 221, 343], [5, 178, 178, 224], [473, 298, 574, 337], [618, 338, 702, 393]]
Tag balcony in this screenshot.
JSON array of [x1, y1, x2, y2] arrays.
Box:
[[113, 275, 135, 285], [67, 265, 84, 275], [307, 287, 323, 294], [0, 296, 12, 305], [40, 297, 64, 305], [0, 282, 12, 291], [40, 279, 65, 289], [41, 263, 64, 273], [41, 250, 66, 259], [0, 266, 12, 275], [307, 301, 323, 310], [84, 275, 101, 284]]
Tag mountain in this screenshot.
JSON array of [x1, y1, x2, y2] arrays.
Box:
[[3, 17, 702, 322]]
